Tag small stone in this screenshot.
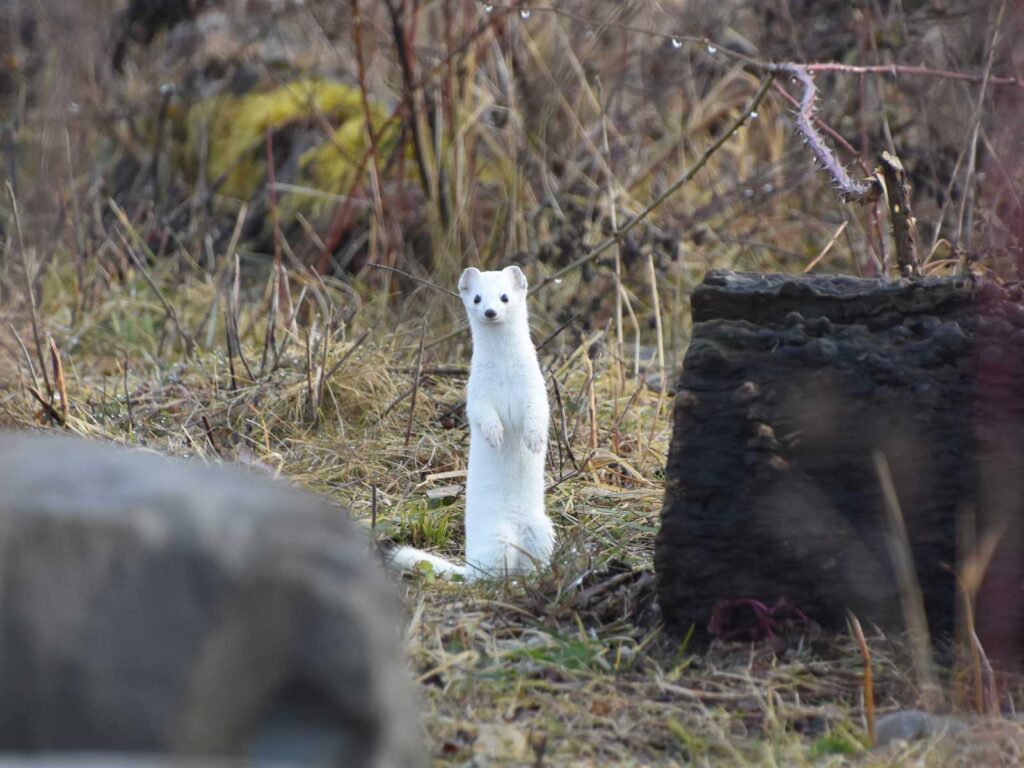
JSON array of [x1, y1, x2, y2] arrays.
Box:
[[904, 315, 942, 334], [875, 710, 938, 746], [735, 381, 761, 403], [977, 281, 1005, 305], [785, 311, 805, 328], [804, 337, 838, 362], [806, 316, 834, 336], [874, 710, 967, 748], [979, 344, 1006, 368], [474, 723, 530, 761], [867, 312, 902, 332], [932, 321, 968, 354], [677, 390, 699, 409]]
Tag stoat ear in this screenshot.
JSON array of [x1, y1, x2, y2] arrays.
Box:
[[503, 265, 528, 291], [458, 267, 480, 293]]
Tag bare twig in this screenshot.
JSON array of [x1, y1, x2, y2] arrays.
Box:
[[534, 75, 776, 292], [405, 320, 428, 447], [878, 152, 921, 277], [367, 262, 459, 297], [122, 351, 135, 433], [314, 306, 333, 427], [802, 61, 1023, 91], [259, 265, 280, 378], [385, 0, 444, 226], [200, 415, 222, 458], [643, 253, 667, 463], [265, 126, 283, 274], [229, 253, 255, 381], [550, 373, 579, 472], [484, 3, 1024, 91], [874, 452, 939, 707], [371, 484, 378, 532], [110, 201, 195, 356], [323, 329, 371, 382], [379, 382, 417, 422], [350, 0, 389, 263], [537, 313, 578, 355], [955, 514, 1006, 713], [149, 83, 174, 213], [9, 324, 41, 398], [224, 295, 239, 392], [48, 337, 69, 426], [804, 221, 849, 272], [971, 630, 999, 716], [848, 612, 875, 746], [7, 182, 50, 394], [953, 0, 1004, 262]]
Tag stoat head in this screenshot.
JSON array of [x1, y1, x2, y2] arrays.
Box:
[[458, 266, 528, 326]]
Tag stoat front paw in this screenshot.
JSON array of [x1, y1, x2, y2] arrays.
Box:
[[481, 419, 504, 448], [523, 427, 547, 454]]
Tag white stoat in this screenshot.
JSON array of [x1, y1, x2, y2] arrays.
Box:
[[390, 266, 555, 581]]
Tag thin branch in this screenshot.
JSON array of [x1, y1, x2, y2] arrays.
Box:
[[533, 75, 775, 292], [7, 182, 51, 395], [879, 152, 922, 277], [848, 612, 876, 746], [953, 0, 1004, 261], [802, 61, 1022, 90], [482, 2, 1024, 91], [405, 320, 428, 447], [323, 329, 371, 382], [367, 262, 459, 297]]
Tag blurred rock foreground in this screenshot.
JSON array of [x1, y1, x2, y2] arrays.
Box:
[[0, 432, 423, 767]]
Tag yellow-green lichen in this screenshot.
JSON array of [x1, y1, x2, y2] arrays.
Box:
[[184, 78, 397, 203]]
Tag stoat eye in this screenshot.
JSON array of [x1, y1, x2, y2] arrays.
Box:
[[500, 294, 509, 303], [473, 295, 481, 304]]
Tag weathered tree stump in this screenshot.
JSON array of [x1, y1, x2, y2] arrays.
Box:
[[656, 270, 1024, 661], [0, 433, 423, 766]]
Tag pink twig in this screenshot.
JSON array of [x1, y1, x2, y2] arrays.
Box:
[[770, 63, 880, 204], [804, 62, 1023, 90]]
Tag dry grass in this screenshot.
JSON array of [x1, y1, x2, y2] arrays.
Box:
[[2, 0, 1023, 764], [5, 249, 1024, 766]]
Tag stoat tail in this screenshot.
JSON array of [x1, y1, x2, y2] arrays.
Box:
[[388, 546, 466, 579]]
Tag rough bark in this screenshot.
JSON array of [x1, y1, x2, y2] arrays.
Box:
[[656, 270, 1024, 662], [0, 433, 422, 766]]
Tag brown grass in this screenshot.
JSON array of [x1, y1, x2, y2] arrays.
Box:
[[2, 0, 1023, 764]]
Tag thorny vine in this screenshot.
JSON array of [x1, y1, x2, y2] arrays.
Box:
[[769, 63, 879, 205]]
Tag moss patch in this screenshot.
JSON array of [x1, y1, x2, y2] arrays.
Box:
[[184, 78, 399, 206]]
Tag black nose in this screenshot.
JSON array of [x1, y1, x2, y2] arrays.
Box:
[[484, 309, 497, 319]]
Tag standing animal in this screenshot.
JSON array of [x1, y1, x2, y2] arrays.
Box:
[[390, 266, 555, 580]]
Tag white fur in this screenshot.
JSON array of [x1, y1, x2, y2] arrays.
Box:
[[390, 266, 554, 581]]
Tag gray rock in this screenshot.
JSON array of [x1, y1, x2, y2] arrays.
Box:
[[0, 432, 422, 767], [875, 710, 938, 746], [0, 758, 251, 767], [875, 710, 967, 747]]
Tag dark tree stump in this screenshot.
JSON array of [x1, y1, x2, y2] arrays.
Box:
[[656, 270, 1024, 661]]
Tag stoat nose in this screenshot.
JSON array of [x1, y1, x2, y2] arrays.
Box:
[[484, 309, 497, 319]]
